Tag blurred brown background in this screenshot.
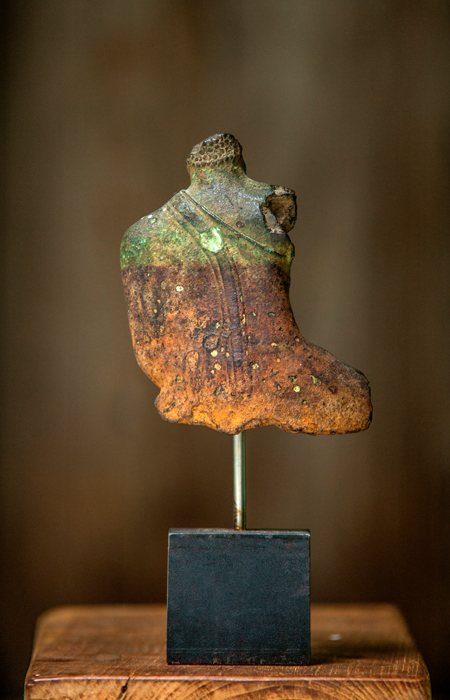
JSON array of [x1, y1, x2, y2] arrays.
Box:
[[1, 0, 449, 697]]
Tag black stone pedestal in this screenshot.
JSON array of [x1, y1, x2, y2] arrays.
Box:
[[167, 528, 310, 665]]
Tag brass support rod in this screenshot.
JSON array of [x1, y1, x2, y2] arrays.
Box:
[[233, 431, 246, 530]]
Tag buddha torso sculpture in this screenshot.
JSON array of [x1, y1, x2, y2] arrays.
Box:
[[121, 134, 372, 434]]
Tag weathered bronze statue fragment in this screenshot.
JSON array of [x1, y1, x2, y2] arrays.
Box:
[[121, 134, 372, 435]]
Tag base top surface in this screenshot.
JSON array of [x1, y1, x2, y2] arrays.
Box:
[[24, 604, 431, 700], [169, 528, 310, 535]]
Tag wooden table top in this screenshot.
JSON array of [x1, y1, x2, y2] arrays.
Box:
[[24, 603, 431, 699]]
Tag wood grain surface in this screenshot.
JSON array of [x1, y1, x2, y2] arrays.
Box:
[[24, 603, 431, 699]]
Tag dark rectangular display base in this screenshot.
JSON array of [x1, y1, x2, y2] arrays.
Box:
[[167, 528, 310, 665]]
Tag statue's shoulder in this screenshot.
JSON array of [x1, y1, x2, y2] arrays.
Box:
[[120, 195, 185, 270]]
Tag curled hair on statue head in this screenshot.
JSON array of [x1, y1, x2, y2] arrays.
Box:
[[186, 134, 244, 170]]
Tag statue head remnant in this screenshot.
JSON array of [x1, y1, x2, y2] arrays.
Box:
[[121, 134, 372, 435]]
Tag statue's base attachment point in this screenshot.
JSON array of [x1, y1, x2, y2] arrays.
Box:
[[167, 528, 310, 665]]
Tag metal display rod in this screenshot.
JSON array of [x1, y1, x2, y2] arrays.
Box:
[[233, 431, 246, 530]]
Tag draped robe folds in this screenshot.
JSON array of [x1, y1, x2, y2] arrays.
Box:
[[121, 189, 372, 435]]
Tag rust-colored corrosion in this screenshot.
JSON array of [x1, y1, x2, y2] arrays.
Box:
[[121, 134, 372, 435]]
